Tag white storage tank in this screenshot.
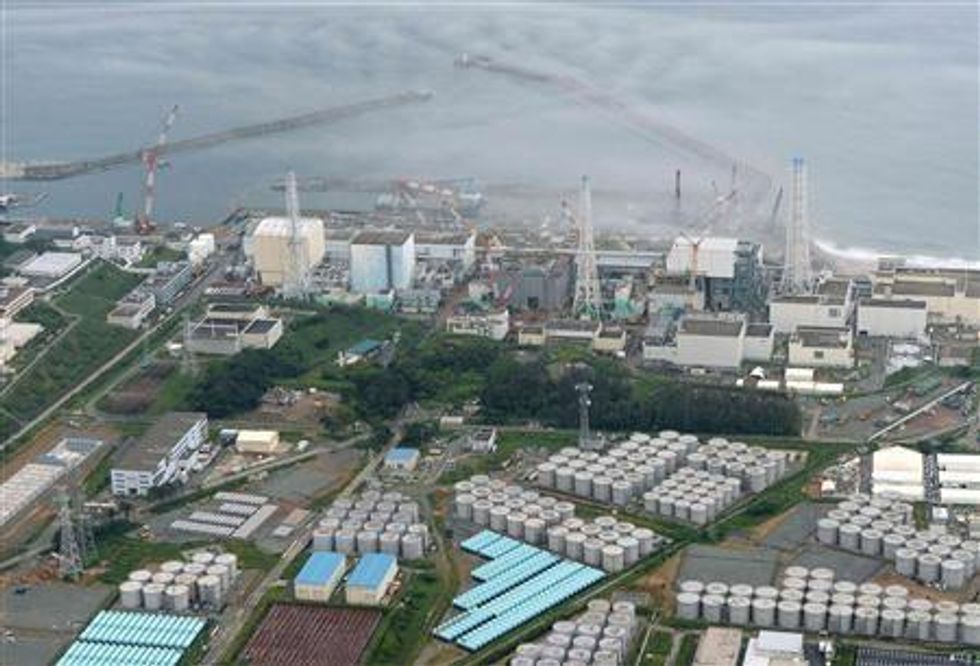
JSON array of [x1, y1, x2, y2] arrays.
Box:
[[506, 512, 526, 540], [905, 610, 932, 641], [206, 564, 231, 593], [917, 553, 941, 583], [357, 530, 380, 554], [472, 500, 493, 526], [960, 614, 980, 646], [676, 593, 701, 620], [119, 581, 143, 609], [879, 609, 905, 638], [401, 533, 425, 560], [547, 526, 568, 553], [611, 481, 631, 506], [379, 531, 401, 556], [882, 534, 905, 559], [816, 519, 839, 545], [128, 569, 153, 584], [752, 598, 777, 626], [164, 584, 190, 612], [197, 575, 222, 609], [537, 463, 557, 489], [151, 572, 175, 586], [191, 552, 215, 567], [555, 502, 576, 522], [934, 613, 959, 643], [803, 603, 827, 632], [574, 472, 593, 497], [941, 558, 966, 589], [854, 607, 878, 636], [160, 560, 184, 576], [215, 553, 238, 580], [633, 528, 656, 557], [701, 595, 724, 623], [489, 506, 509, 532], [566, 533, 587, 561], [895, 548, 917, 576], [601, 545, 625, 573], [860, 529, 883, 557], [728, 596, 751, 625], [838, 524, 861, 551], [828, 605, 853, 634], [524, 517, 545, 545], [556, 468, 575, 493], [174, 574, 198, 601], [777, 600, 802, 629], [592, 477, 613, 503], [617, 537, 640, 566], [142, 583, 165, 611], [455, 494, 475, 521]]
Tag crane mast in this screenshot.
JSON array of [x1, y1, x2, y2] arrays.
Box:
[[139, 104, 179, 233]]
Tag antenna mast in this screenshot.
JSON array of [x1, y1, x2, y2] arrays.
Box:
[[572, 175, 601, 319]]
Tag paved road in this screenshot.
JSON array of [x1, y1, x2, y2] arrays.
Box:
[[205, 419, 410, 664]]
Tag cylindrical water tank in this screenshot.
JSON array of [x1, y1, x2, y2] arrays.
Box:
[[854, 607, 878, 636], [164, 584, 190, 612], [617, 537, 640, 566], [574, 472, 593, 497], [472, 499, 493, 526], [860, 529, 883, 557], [780, 589, 804, 603], [401, 534, 424, 560], [455, 494, 475, 521], [917, 553, 941, 583], [935, 600, 960, 615], [334, 529, 356, 555], [506, 512, 526, 540], [566, 532, 587, 561], [193, 577, 218, 608], [174, 573, 198, 601], [537, 463, 557, 489], [783, 577, 807, 592], [755, 586, 779, 600], [817, 519, 839, 545], [879, 609, 905, 638], [882, 534, 905, 559], [206, 564, 231, 593], [601, 545, 625, 573], [583, 538, 604, 567], [934, 613, 958, 643], [380, 531, 401, 556], [960, 614, 980, 646], [525, 517, 545, 545], [941, 558, 966, 589], [489, 506, 509, 532], [839, 524, 861, 551], [556, 468, 574, 493], [119, 581, 142, 609], [128, 569, 153, 584], [160, 560, 184, 575], [555, 502, 576, 522], [151, 572, 175, 586], [752, 598, 776, 626], [777, 600, 801, 629], [674, 499, 691, 522], [547, 526, 568, 554], [142, 583, 165, 611], [828, 605, 853, 634], [906, 610, 932, 641], [804, 603, 827, 632], [690, 502, 708, 526], [856, 595, 880, 609], [357, 530, 379, 554], [895, 548, 917, 576], [191, 552, 215, 567], [702, 595, 724, 623], [676, 592, 700, 621]]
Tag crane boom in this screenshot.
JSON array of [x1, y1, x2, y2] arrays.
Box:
[[139, 105, 179, 232]]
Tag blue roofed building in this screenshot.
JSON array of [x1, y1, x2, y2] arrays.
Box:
[[384, 447, 420, 472], [346, 553, 398, 606], [294, 551, 346, 602]]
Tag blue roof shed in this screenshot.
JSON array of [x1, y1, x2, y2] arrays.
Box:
[[348, 553, 397, 589], [385, 447, 419, 465], [296, 552, 346, 586]]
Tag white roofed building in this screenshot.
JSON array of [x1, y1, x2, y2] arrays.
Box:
[[872, 445, 924, 501], [938, 453, 980, 505], [250, 216, 326, 288]]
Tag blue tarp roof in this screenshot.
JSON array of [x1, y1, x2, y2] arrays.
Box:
[[385, 448, 419, 463], [348, 553, 396, 589], [296, 552, 345, 586], [348, 338, 382, 355]]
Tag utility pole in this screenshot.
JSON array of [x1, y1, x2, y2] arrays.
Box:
[[576, 382, 596, 450]]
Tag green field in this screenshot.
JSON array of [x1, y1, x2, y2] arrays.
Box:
[[0, 262, 143, 437], [364, 568, 444, 666]]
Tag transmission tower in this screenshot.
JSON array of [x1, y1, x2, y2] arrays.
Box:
[[57, 492, 83, 579], [572, 175, 601, 319], [75, 491, 97, 566], [575, 382, 601, 450], [281, 171, 310, 301], [779, 157, 813, 294]]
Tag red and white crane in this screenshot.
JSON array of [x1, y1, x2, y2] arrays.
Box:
[[137, 104, 179, 234]]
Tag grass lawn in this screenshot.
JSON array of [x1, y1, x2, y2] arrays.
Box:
[[441, 429, 577, 484], [1, 262, 142, 432], [364, 569, 444, 666], [95, 528, 202, 585], [675, 633, 700, 666]]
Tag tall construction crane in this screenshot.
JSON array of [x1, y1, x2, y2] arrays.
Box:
[[137, 104, 179, 234]]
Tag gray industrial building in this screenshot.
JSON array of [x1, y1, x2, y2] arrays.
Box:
[[704, 240, 766, 312], [510, 256, 572, 312], [147, 261, 193, 305]]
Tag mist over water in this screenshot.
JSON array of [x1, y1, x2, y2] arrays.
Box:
[[5, 2, 978, 260]]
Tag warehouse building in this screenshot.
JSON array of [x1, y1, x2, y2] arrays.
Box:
[[384, 448, 420, 472], [446, 309, 510, 341], [18, 251, 83, 279], [184, 303, 283, 355], [106, 289, 156, 329], [857, 299, 928, 339], [294, 552, 346, 602], [345, 553, 398, 606], [871, 445, 924, 501], [250, 215, 326, 288], [349, 230, 415, 293], [110, 412, 208, 496], [742, 631, 804, 666], [147, 261, 193, 305], [643, 313, 750, 369], [872, 263, 980, 326], [938, 454, 980, 505], [787, 326, 854, 368]]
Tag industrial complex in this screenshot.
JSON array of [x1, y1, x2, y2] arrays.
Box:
[[0, 9, 976, 666]]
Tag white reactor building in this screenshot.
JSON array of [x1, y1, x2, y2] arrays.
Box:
[[250, 216, 326, 288], [349, 230, 415, 294]]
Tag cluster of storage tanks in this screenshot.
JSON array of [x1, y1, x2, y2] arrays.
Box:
[[312, 489, 429, 560], [453, 475, 666, 573], [675, 565, 980, 646], [816, 492, 980, 591], [535, 433, 792, 525], [118, 551, 238, 613], [509, 598, 638, 666]]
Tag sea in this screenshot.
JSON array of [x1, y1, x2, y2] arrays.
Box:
[[3, 1, 978, 264]]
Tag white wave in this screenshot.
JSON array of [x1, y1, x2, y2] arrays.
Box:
[[814, 238, 980, 270]]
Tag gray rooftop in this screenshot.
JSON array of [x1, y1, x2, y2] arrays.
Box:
[[860, 298, 927, 310], [793, 326, 850, 348], [113, 412, 206, 471], [351, 230, 412, 246], [680, 317, 744, 337]]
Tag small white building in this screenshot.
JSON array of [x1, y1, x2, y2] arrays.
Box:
[[107, 289, 156, 329], [346, 553, 398, 606], [787, 326, 854, 368], [349, 230, 415, 293], [235, 430, 280, 455], [857, 298, 928, 339], [742, 631, 804, 666], [938, 453, 980, 505]]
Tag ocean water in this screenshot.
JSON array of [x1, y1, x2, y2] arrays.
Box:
[[3, 1, 978, 262]]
